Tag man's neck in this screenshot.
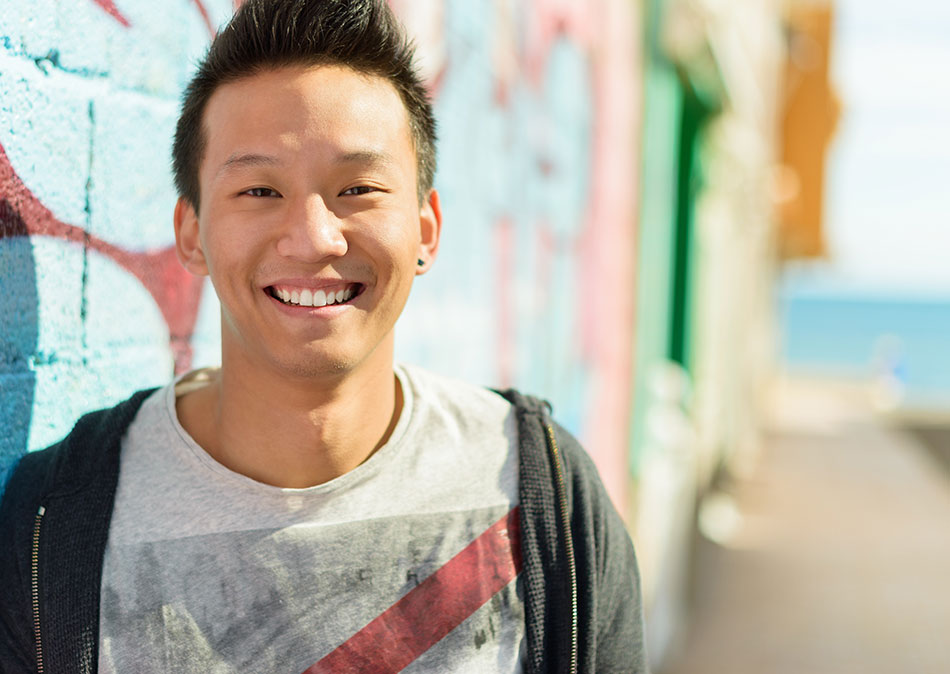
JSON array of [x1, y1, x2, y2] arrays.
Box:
[[177, 352, 402, 489]]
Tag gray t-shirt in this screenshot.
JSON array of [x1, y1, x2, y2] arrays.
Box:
[[98, 364, 525, 673]]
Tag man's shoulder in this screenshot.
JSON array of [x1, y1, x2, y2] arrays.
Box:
[[398, 363, 516, 422], [401, 366, 600, 482], [395, 364, 609, 494], [399, 363, 558, 419]]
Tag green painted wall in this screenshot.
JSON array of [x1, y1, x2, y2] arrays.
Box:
[[628, 0, 680, 471]]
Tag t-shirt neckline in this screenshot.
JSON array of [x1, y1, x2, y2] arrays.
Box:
[[161, 365, 416, 495]]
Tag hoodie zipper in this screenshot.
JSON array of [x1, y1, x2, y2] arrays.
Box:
[[32, 505, 45, 674], [544, 423, 578, 674]]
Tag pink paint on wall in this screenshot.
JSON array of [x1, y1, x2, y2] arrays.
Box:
[[388, 0, 643, 511], [578, 0, 642, 511], [0, 144, 205, 373], [90, 0, 132, 27], [192, 0, 217, 36]]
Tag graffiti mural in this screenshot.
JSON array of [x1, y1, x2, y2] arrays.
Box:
[[0, 0, 641, 507], [395, 0, 641, 506], [0, 0, 232, 485]]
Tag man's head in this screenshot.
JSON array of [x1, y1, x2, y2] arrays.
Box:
[[170, 0, 443, 380], [172, 0, 437, 212]]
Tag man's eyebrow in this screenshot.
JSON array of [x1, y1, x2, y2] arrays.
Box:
[[214, 150, 396, 178], [336, 150, 397, 168], [216, 153, 283, 176]]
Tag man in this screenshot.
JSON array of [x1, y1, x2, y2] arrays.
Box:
[[0, 1, 646, 672]]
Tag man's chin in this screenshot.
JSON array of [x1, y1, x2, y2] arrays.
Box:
[[220, 325, 394, 383], [270, 352, 356, 380]]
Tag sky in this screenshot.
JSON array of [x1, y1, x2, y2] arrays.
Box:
[[816, 0, 950, 295]]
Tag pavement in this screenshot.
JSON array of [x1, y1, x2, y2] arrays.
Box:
[[658, 377, 950, 674]]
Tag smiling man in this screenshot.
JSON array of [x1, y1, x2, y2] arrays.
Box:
[[0, 1, 646, 673], [172, 63, 438, 489]]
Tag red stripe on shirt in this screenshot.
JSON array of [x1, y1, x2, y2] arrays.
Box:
[[302, 506, 523, 674]]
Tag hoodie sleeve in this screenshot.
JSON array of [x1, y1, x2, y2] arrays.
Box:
[[555, 423, 649, 674]]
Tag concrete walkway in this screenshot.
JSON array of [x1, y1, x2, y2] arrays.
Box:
[[660, 378, 950, 674]]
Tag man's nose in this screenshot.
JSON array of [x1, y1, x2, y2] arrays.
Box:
[[275, 195, 348, 261]]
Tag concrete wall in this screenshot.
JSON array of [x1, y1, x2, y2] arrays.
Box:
[[395, 0, 642, 507], [0, 0, 231, 486], [0, 0, 642, 508]]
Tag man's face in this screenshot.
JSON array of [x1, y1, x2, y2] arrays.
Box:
[[174, 65, 440, 379]]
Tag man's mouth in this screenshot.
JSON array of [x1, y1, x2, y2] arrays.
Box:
[[266, 283, 363, 308]]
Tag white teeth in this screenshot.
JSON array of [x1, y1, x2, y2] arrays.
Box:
[[274, 285, 356, 306]]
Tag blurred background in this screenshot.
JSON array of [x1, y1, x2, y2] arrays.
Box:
[[1, 0, 948, 671]]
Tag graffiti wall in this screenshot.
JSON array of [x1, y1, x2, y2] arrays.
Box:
[[0, 0, 232, 486], [0, 0, 642, 507], [395, 0, 641, 506]]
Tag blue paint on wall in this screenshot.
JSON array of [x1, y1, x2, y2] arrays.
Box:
[[0, 0, 233, 486], [0, 232, 37, 492]]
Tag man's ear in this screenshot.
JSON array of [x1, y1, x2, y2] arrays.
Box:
[[174, 197, 209, 276], [415, 188, 442, 275]]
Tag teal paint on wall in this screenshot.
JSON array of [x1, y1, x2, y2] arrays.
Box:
[[394, 0, 642, 504], [0, 0, 231, 489], [628, 0, 681, 472]]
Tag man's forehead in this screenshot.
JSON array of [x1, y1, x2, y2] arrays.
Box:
[[205, 63, 407, 119], [200, 65, 414, 177]]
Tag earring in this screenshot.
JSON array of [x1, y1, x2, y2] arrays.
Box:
[[417, 259, 425, 267]]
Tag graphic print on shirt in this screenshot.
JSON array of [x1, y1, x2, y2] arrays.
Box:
[[98, 507, 524, 674], [306, 507, 521, 673]]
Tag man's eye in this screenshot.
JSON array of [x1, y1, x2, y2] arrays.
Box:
[[242, 187, 280, 198], [341, 185, 377, 196]]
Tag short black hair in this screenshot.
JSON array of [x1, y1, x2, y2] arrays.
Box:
[[172, 0, 437, 211]]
